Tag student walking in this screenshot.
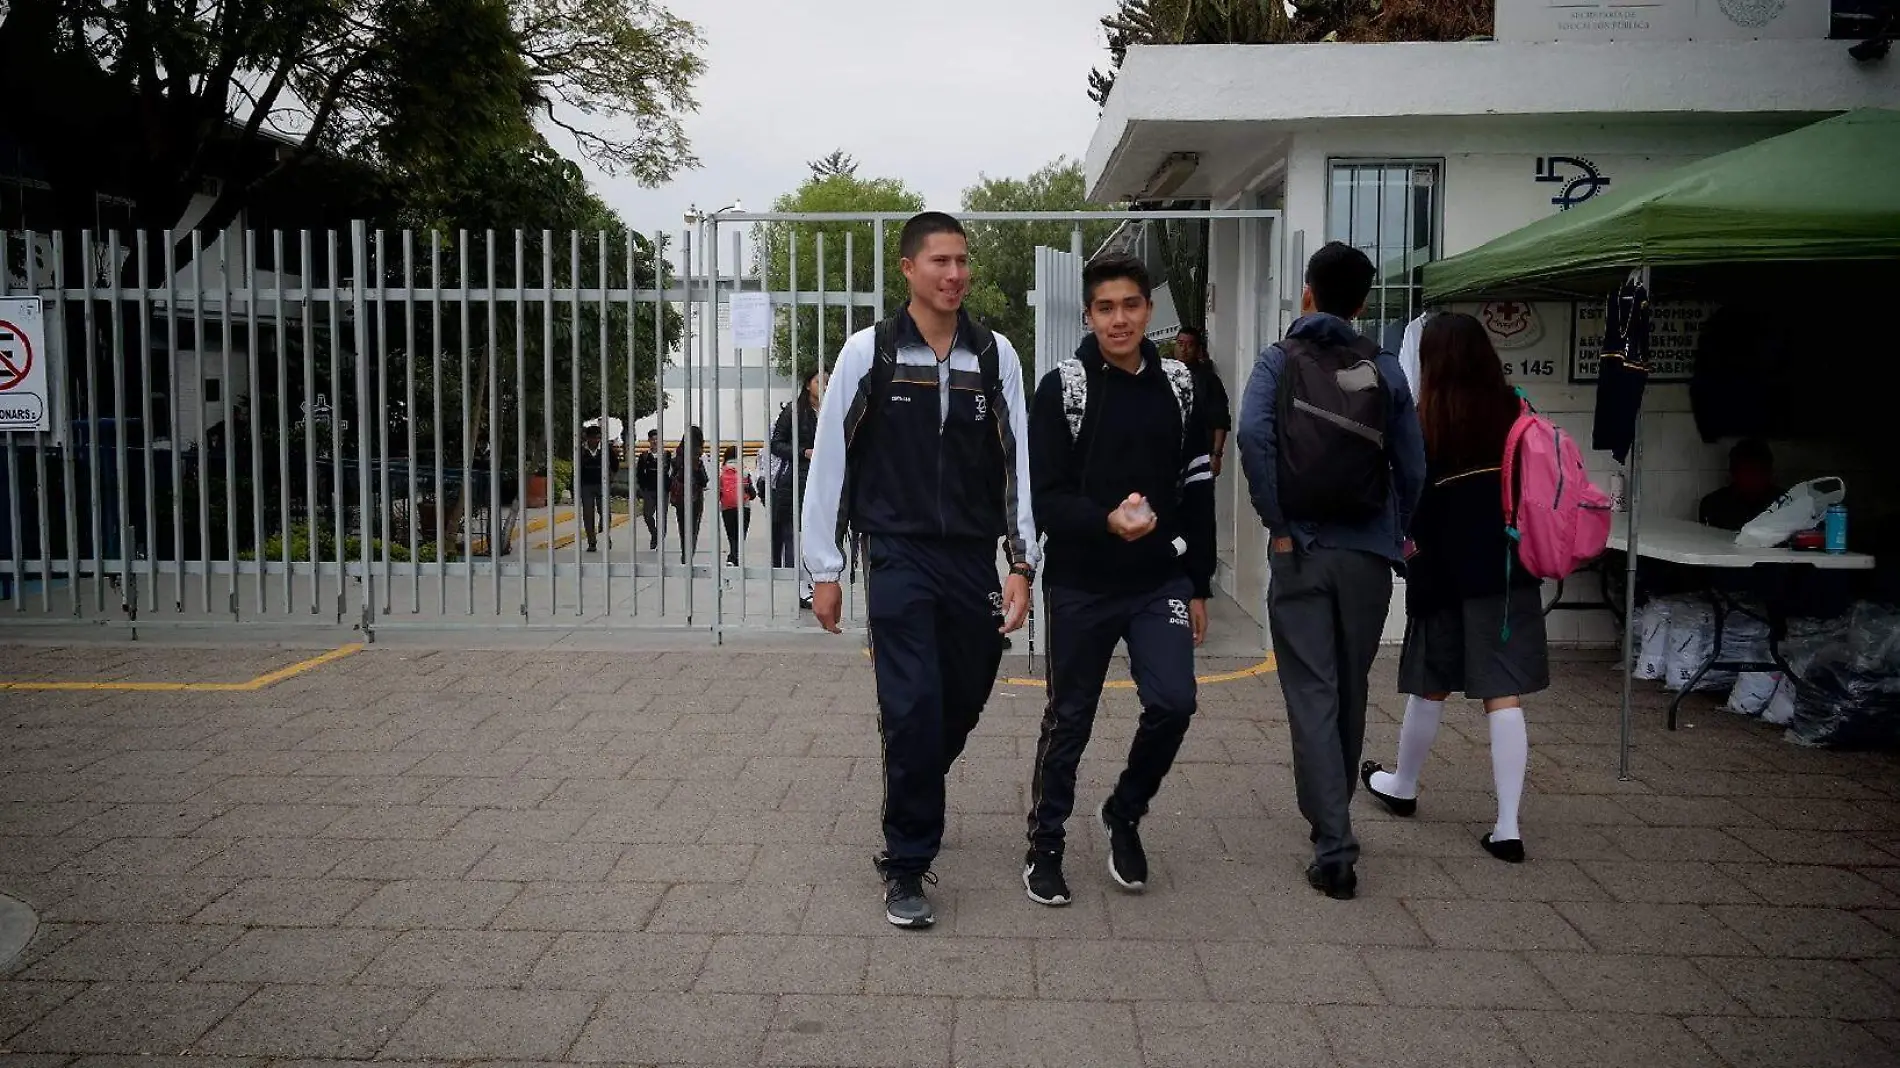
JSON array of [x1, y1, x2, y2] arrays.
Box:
[[1237, 242, 1426, 900], [802, 211, 1036, 929], [771, 368, 825, 609], [635, 429, 663, 550], [669, 426, 708, 564], [1361, 312, 1548, 863], [1023, 252, 1215, 907], [719, 445, 755, 567], [577, 424, 618, 553]]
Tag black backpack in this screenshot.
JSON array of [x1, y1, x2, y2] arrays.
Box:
[[1275, 334, 1391, 523], [846, 316, 1005, 456]]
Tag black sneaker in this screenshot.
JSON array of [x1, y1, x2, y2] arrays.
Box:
[[1023, 849, 1071, 907], [799, 596, 814, 611], [1098, 800, 1148, 891], [881, 869, 937, 929]]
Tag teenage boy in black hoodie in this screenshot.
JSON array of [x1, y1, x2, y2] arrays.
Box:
[[1023, 252, 1216, 906]]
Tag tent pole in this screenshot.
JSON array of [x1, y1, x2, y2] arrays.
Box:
[[1616, 265, 1650, 782]]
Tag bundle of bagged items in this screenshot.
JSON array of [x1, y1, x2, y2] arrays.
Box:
[[1631, 596, 1900, 749]]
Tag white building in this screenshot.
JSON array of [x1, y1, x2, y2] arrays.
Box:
[[1084, 2, 1898, 640]]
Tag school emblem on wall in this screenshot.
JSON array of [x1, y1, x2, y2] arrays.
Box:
[[1480, 302, 1545, 351], [1534, 156, 1611, 211], [1719, 0, 1787, 28]]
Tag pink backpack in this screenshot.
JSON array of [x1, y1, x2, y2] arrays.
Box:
[[1501, 392, 1613, 584]]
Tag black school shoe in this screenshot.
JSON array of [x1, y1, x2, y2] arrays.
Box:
[[1360, 761, 1418, 817], [1481, 833, 1526, 864], [1306, 861, 1358, 900]]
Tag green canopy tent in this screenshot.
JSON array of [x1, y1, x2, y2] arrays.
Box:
[[1425, 108, 1900, 304], [1418, 108, 1900, 776]]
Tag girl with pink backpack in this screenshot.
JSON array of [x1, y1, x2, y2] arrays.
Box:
[[1361, 313, 1558, 864]]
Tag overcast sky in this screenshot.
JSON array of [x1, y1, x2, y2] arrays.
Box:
[[574, 0, 1116, 243]]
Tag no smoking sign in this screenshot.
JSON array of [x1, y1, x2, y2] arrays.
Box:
[[0, 297, 48, 432]]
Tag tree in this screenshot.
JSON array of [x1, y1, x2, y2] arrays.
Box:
[[960, 157, 1120, 373], [1089, 0, 1490, 105], [0, 0, 705, 281], [753, 170, 925, 376], [807, 150, 859, 180]]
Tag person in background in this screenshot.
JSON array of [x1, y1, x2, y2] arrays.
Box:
[[772, 367, 825, 609], [577, 424, 618, 553], [636, 429, 663, 550], [1237, 241, 1426, 902], [1360, 312, 1548, 865], [719, 444, 756, 567], [1173, 326, 1232, 476], [1699, 438, 1781, 532], [669, 425, 709, 564]]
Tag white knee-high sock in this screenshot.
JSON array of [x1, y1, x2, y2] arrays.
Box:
[[1370, 696, 1443, 800], [1488, 706, 1529, 842]]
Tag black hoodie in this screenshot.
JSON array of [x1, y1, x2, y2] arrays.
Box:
[[1029, 336, 1216, 599]]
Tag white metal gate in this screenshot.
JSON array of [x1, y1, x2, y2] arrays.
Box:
[[1030, 246, 1086, 385], [0, 209, 1278, 641]]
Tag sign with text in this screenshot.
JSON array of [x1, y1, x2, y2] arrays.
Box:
[[0, 297, 49, 432], [1571, 300, 1714, 382], [728, 292, 772, 350], [1496, 0, 1828, 43]]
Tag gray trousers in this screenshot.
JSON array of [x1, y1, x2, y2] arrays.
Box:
[[1267, 545, 1394, 868]]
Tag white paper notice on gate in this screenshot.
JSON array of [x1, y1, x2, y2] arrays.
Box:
[[0, 297, 49, 433], [729, 292, 772, 350]]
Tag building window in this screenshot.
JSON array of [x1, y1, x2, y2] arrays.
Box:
[[1326, 160, 1441, 345]]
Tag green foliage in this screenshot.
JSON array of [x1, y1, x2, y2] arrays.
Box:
[[754, 171, 926, 376], [1, 0, 704, 268], [960, 158, 1120, 373], [1090, 0, 1492, 105], [243, 523, 441, 564]]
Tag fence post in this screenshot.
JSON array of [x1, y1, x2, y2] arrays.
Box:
[[351, 221, 376, 642]]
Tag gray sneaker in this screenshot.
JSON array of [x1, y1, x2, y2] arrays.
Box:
[[881, 870, 937, 929]]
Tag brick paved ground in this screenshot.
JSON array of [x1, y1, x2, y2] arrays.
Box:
[[2, 642, 1898, 1067]]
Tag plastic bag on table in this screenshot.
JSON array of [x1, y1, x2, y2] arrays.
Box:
[[1784, 602, 1900, 749]]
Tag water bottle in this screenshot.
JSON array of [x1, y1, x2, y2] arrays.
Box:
[[1608, 470, 1627, 513], [1824, 504, 1848, 555]]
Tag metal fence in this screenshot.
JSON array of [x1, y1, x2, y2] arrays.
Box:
[[0, 209, 1282, 642]]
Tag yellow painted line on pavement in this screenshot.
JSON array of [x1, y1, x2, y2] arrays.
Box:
[[0, 643, 365, 692], [536, 513, 630, 552], [1002, 653, 1277, 689], [472, 510, 573, 556]]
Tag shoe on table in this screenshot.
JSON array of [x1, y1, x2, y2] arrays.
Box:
[[880, 868, 938, 929], [1023, 849, 1071, 907], [1098, 801, 1148, 891], [1306, 860, 1357, 900]]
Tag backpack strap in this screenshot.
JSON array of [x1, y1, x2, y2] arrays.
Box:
[[1498, 392, 1536, 642], [1057, 358, 1088, 442], [1159, 357, 1196, 454], [847, 318, 900, 456], [966, 319, 1004, 418]]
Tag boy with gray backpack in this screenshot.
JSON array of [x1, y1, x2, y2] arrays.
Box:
[[1237, 242, 1426, 901]]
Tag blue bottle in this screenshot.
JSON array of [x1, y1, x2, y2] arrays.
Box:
[[1825, 504, 1848, 554]]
